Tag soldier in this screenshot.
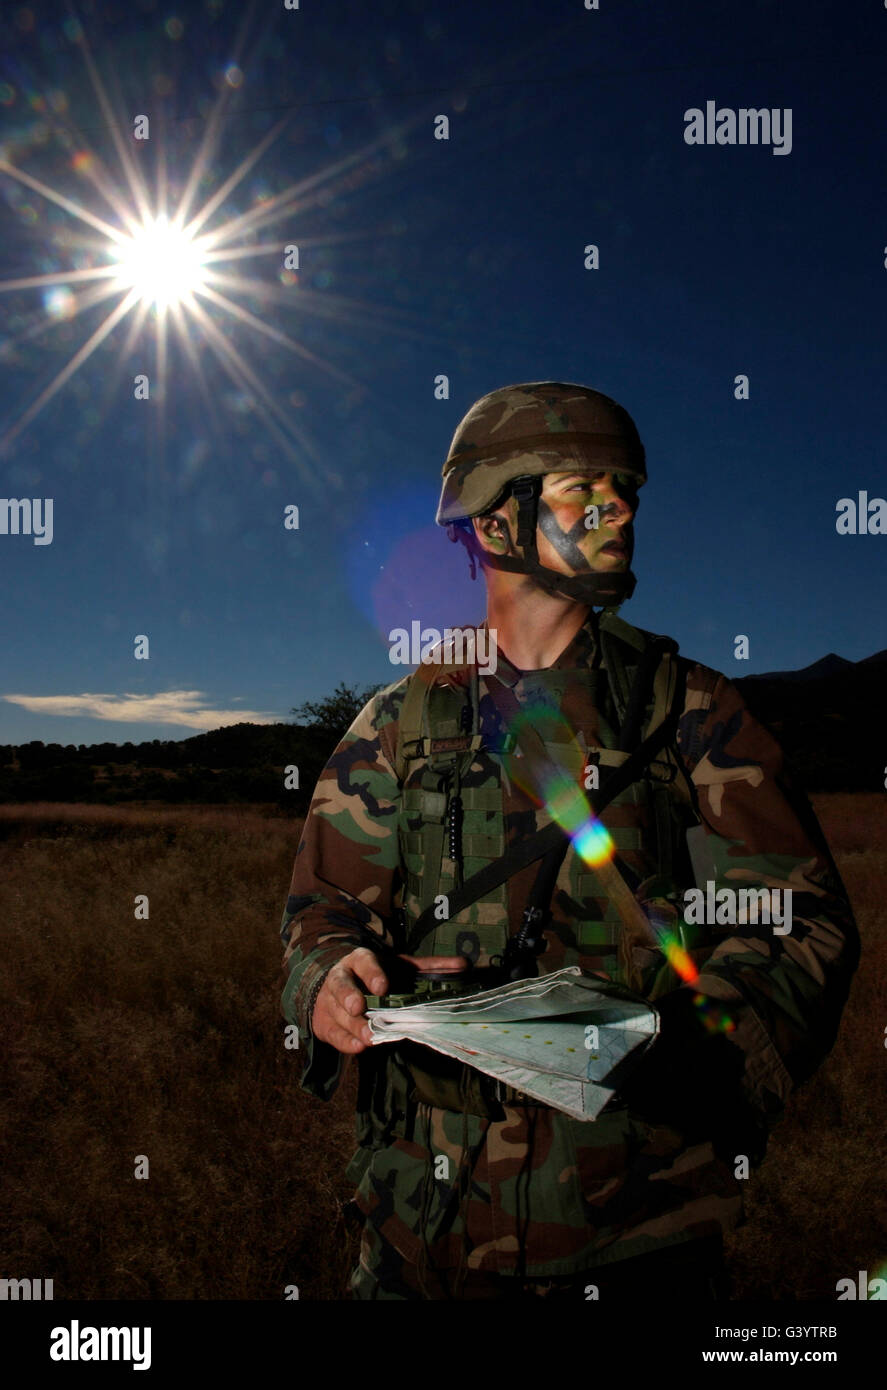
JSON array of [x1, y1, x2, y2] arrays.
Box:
[[279, 381, 859, 1300]]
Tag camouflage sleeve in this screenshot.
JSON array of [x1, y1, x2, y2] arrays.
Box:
[[279, 685, 405, 1100], [676, 665, 860, 1128]]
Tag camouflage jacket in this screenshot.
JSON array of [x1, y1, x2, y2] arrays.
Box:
[[279, 614, 859, 1278]]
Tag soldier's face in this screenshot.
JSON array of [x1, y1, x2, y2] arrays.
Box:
[[473, 469, 638, 577], [535, 470, 638, 576]]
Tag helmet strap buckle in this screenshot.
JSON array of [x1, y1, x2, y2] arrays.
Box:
[[510, 475, 540, 552]]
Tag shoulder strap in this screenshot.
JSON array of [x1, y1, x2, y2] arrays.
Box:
[[597, 610, 678, 743], [393, 665, 483, 784], [672, 663, 722, 889], [597, 611, 645, 726], [393, 668, 432, 784]]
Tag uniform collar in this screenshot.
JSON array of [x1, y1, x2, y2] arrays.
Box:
[[479, 613, 600, 688]]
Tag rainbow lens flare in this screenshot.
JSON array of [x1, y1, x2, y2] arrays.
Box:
[[572, 816, 614, 867], [496, 700, 736, 1028], [692, 991, 737, 1034], [656, 928, 698, 984]]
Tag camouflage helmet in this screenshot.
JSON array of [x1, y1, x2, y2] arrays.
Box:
[[437, 381, 646, 610], [436, 381, 647, 524]]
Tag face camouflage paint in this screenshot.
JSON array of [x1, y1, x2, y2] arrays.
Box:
[[535, 471, 640, 578]]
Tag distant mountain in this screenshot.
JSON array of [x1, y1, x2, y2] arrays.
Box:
[[743, 653, 855, 683], [856, 648, 887, 669], [734, 646, 886, 793]]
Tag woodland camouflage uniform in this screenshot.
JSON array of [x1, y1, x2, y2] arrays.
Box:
[[278, 383, 859, 1298]]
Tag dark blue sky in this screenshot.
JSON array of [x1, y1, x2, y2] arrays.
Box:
[[1, 0, 885, 746]]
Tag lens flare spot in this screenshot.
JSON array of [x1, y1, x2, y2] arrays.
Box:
[[692, 990, 736, 1033], [43, 285, 76, 319], [572, 818, 614, 866], [661, 935, 697, 982]]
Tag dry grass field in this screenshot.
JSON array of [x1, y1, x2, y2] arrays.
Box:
[[0, 795, 884, 1300]]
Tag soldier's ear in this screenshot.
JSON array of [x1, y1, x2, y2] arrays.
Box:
[[472, 513, 502, 550], [473, 508, 515, 555]]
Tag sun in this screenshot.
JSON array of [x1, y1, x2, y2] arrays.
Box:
[[111, 215, 207, 309], [0, 19, 426, 462]]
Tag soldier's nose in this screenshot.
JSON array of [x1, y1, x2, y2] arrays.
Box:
[[600, 495, 633, 526]]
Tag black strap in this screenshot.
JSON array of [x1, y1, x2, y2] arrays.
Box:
[[405, 708, 679, 953], [617, 638, 677, 751], [496, 836, 572, 980]]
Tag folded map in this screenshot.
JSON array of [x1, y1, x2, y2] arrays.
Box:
[[366, 966, 660, 1121]]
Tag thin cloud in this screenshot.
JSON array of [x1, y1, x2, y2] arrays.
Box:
[[1, 689, 281, 731]]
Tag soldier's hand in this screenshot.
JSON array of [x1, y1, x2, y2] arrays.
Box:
[[312, 949, 466, 1055], [312, 948, 387, 1053], [614, 989, 758, 1150]]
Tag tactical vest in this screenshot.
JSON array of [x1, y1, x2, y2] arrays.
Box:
[[391, 612, 716, 976], [348, 616, 721, 1168]]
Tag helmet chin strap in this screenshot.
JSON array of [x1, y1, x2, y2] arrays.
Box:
[[480, 474, 637, 609]]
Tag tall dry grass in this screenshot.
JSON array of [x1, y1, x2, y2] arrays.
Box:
[[0, 802, 359, 1299], [0, 795, 884, 1299], [724, 794, 887, 1298]]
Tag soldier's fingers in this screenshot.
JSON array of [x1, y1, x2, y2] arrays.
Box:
[[326, 963, 370, 1017], [315, 990, 373, 1049], [322, 1016, 370, 1054], [346, 948, 389, 998], [326, 992, 375, 1044], [401, 954, 467, 972]]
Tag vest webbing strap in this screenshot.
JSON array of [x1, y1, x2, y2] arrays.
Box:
[[395, 664, 440, 783], [405, 706, 679, 954]]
